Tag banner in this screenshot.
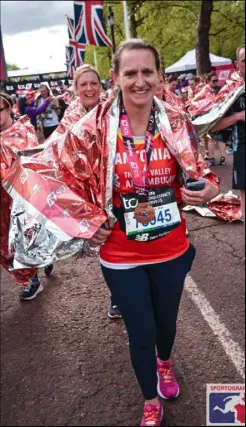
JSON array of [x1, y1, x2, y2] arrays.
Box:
[[215, 64, 236, 87], [3, 71, 73, 95]]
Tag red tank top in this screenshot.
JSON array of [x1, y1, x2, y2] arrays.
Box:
[[100, 130, 189, 265]]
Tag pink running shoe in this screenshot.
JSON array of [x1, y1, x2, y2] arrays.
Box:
[[157, 358, 180, 399], [140, 404, 164, 426]]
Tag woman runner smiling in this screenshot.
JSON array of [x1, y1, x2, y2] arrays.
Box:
[[42, 39, 220, 426], [91, 40, 219, 426]]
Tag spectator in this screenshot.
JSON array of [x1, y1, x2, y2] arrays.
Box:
[[177, 74, 189, 91], [106, 78, 115, 98], [18, 95, 50, 130], [37, 84, 60, 139], [52, 89, 68, 121], [58, 80, 66, 94]]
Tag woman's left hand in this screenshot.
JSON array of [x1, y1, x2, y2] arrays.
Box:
[[180, 178, 219, 206]]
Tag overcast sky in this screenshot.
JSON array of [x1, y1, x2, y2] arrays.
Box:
[[2, 1, 75, 73]]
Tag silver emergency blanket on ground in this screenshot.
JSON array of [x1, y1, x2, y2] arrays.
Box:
[[183, 192, 242, 222], [183, 204, 216, 218]]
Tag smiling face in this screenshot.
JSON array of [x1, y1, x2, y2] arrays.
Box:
[[39, 85, 50, 99], [112, 48, 159, 109], [76, 71, 101, 110]]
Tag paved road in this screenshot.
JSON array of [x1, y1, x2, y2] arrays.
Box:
[[1, 151, 245, 426]]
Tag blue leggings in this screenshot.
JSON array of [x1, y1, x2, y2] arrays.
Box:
[[101, 244, 196, 400]]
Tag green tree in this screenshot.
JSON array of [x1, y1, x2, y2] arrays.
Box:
[[210, 0, 245, 59], [6, 63, 21, 71], [82, 0, 245, 78], [135, 1, 200, 68]]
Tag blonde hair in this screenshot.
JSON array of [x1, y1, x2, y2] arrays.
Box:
[[73, 64, 101, 90]]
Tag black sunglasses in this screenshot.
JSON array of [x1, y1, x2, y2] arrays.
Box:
[[211, 79, 218, 83]]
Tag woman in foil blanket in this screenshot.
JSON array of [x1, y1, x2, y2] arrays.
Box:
[[189, 71, 244, 166], [59, 40, 220, 425], [0, 92, 53, 300], [155, 70, 185, 111], [212, 45, 245, 237], [187, 76, 201, 106], [38, 65, 104, 151], [58, 64, 105, 130], [39, 65, 122, 319], [78, 39, 220, 426], [205, 72, 228, 167], [188, 72, 226, 165], [3, 39, 220, 424]]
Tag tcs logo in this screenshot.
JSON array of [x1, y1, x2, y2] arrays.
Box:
[[123, 198, 138, 210]]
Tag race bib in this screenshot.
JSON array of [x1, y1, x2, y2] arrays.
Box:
[[120, 187, 181, 242]]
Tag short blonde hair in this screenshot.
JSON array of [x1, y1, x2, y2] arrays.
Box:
[[73, 64, 101, 90]]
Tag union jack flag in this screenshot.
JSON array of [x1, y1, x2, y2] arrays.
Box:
[[73, 1, 112, 48], [67, 16, 85, 68], [65, 45, 75, 78]]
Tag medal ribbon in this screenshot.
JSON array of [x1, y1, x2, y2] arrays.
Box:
[[120, 103, 155, 197]]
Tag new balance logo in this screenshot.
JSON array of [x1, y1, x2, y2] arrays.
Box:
[[135, 234, 149, 242]]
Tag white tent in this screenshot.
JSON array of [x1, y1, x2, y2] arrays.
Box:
[[165, 49, 232, 73]]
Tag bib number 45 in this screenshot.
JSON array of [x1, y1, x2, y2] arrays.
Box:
[[135, 208, 172, 228]]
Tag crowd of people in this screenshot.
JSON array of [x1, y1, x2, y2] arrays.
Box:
[[0, 39, 245, 426], [6, 65, 239, 165]]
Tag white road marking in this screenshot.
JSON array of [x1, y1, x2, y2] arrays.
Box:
[[185, 275, 245, 380]]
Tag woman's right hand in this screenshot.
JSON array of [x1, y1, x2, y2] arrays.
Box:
[[236, 110, 245, 122], [88, 227, 112, 247]]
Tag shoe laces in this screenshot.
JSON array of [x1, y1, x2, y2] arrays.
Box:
[[23, 280, 38, 292], [143, 406, 161, 426], [159, 364, 175, 385]]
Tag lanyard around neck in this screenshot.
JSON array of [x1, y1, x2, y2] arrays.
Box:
[[119, 103, 155, 196]]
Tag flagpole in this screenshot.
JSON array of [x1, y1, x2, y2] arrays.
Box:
[[122, 1, 131, 40], [94, 49, 98, 71]]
